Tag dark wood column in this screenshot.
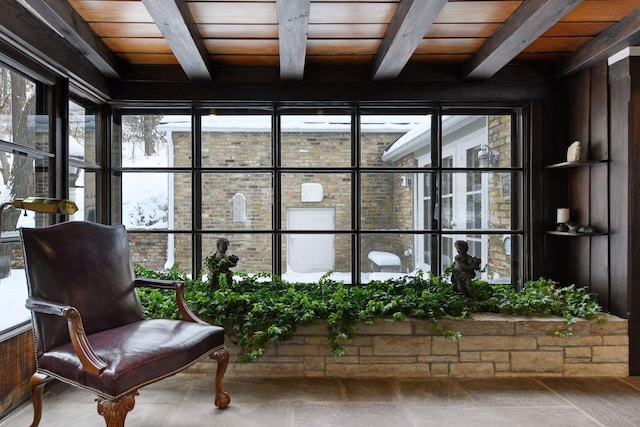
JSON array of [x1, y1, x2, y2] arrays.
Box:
[[609, 51, 640, 374]]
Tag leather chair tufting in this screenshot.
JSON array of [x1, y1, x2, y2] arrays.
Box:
[[20, 221, 230, 427]]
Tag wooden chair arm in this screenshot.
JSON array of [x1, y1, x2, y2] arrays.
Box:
[[25, 297, 107, 376], [175, 282, 208, 325], [63, 307, 108, 375], [134, 278, 208, 325]]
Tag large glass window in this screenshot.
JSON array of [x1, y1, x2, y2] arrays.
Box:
[[117, 108, 524, 287], [0, 66, 52, 333]]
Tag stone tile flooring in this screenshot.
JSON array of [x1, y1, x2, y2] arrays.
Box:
[[3, 375, 640, 426]]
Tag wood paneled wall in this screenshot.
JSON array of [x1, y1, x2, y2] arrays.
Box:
[[541, 62, 609, 302], [541, 54, 640, 373], [566, 63, 610, 307], [588, 62, 610, 310], [609, 55, 640, 375], [0, 327, 35, 419]]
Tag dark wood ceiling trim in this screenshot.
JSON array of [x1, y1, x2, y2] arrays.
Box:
[[464, 0, 582, 80], [560, 7, 640, 77], [110, 78, 549, 106], [276, 0, 310, 80], [371, 0, 447, 81], [0, 1, 109, 97], [141, 0, 213, 82], [24, 0, 121, 78]]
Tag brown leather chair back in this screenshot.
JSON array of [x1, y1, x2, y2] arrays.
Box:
[[21, 222, 145, 357]]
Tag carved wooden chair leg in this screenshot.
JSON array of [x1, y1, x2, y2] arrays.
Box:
[[96, 391, 138, 427], [211, 347, 230, 408], [29, 372, 52, 427]]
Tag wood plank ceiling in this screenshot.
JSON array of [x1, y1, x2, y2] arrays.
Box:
[[18, 0, 640, 83]]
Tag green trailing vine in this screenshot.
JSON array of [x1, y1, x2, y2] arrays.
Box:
[[135, 264, 607, 361]]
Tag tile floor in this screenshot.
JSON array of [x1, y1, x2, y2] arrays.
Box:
[[3, 374, 640, 426]]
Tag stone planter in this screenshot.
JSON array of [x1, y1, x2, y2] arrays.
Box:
[[190, 313, 628, 378]]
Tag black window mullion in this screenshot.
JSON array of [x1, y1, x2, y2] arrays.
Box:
[[434, 109, 443, 275], [352, 109, 360, 286], [273, 110, 282, 276], [54, 77, 70, 203], [193, 112, 203, 276]]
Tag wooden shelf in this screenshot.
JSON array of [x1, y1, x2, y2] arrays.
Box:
[[544, 160, 606, 169], [546, 231, 607, 237], [544, 160, 609, 237]]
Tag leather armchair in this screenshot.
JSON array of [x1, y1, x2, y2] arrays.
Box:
[[20, 222, 230, 427]]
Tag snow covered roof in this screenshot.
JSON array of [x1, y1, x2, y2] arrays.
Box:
[[380, 115, 480, 162], [156, 115, 427, 134], [156, 114, 479, 163]]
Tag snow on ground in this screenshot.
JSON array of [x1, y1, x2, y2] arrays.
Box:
[[0, 269, 29, 333]]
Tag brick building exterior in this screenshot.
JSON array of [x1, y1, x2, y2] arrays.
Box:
[[127, 115, 512, 282]]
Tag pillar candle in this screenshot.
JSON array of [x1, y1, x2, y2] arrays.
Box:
[[557, 208, 570, 223]]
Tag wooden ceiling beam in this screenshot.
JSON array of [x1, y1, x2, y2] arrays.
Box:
[[24, 0, 121, 78], [141, 0, 213, 83], [464, 0, 582, 80], [371, 0, 447, 81], [560, 7, 640, 77], [276, 0, 310, 80]]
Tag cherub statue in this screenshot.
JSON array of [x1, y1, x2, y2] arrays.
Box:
[[205, 238, 239, 289], [451, 240, 481, 299]]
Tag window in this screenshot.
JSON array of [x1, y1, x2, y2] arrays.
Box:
[[117, 107, 524, 287], [69, 99, 100, 222], [0, 65, 52, 333], [437, 114, 521, 284]]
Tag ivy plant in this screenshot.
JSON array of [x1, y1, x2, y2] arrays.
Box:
[[135, 264, 607, 361]]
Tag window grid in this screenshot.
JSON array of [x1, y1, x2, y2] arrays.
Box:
[[118, 108, 525, 286]]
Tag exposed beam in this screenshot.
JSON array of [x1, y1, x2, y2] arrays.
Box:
[[464, 0, 582, 80], [23, 0, 121, 78], [142, 0, 213, 82], [276, 0, 310, 80], [560, 7, 640, 77], [372, 0, 447, 81]]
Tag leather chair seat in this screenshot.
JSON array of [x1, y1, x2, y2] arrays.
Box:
[[38, 319, 225, 399]]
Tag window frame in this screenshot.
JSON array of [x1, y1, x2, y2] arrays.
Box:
[[115, 104, 528, 287], [68, 96, 104, 223]]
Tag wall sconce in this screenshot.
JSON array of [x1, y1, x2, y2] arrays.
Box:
[[478, 144, 499, 167], [2, 197, 78, 215], [0, 197, 78, 236], [400, 176, 408, 187]]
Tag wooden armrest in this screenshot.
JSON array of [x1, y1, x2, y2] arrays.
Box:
[[134, 278, 208, 325], [175, 282, 208, 324], [25, 297, 107, 376]]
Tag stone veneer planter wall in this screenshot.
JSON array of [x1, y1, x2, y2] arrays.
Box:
[[190, 314, 628, 378]]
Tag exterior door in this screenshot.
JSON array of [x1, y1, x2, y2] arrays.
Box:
[[415, 119, 489, 273], [286, 207, 335, 273]]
